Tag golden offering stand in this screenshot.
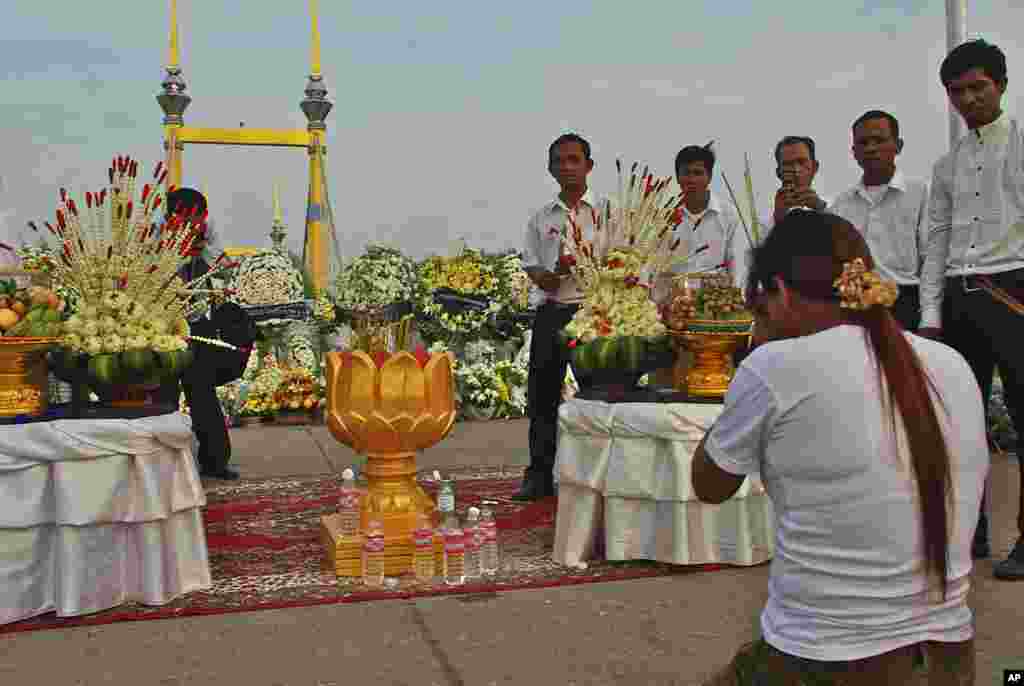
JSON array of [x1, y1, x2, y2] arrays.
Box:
[[665, 272, 753, 400], [0, 337, 59, 417], [668, 324, 752, 399], [321, 349, 456, 576]]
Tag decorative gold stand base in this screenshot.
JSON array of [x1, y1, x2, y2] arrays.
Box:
[[321, 513, 445, 579], [358, 451, 437, 576]]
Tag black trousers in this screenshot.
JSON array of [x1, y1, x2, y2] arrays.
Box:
[[942, 270, 1024, 539], [158, 317, 231, 474], [892, 284, 921, 332], [526, 302, 579, 481]]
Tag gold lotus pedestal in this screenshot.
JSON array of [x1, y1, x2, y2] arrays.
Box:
[[669, 322, 753, 399], [321, 350, 456, 577]]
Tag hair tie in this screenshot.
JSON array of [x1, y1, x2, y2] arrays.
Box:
[[833, 258, 898, 310]]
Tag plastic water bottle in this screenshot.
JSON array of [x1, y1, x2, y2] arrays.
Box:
[[479, 506, 500, 575], [338, 468, 362, 536], [413, 513, 436, 582], [436, 472, 455, 517], [442, 513, 465, 586], [463, 507, 482, 580], [362, 519, 385, 587]]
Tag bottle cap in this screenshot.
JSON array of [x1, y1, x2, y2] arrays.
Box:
[[467, 506, 480, 519], [342, 468, 354, 480]]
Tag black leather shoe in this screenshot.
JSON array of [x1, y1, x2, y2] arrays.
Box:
[[994, 539, 1024, 580], [201, 467, 240, 481], [511, 476, 546, 501]]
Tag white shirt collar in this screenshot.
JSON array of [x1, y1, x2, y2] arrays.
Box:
[[968, 111, 1012, 148], [976, 111, 1009, 138], [550, 189, 596, 213], [856, 169, 907, 196], [681, 191, 723, 219]]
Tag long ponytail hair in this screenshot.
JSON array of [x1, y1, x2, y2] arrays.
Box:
[[746, 211, 953, 600]]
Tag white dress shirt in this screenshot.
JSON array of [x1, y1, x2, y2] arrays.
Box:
[[921, 113, 1024, 329], [829, 171, 929, 288], [521, 190, 598, 304], [671, 192, 749, 289]]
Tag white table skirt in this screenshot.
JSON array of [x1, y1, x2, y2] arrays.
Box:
[[553, 399, 774, 568], [0, 413, 212, 625]]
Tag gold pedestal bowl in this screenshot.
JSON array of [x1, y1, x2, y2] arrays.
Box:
[[324, 350, 456, 576], [0, 337, 58, 417], [668, 320, 753, 399]]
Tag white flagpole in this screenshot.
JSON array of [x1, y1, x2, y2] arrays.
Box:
[[946, 0, 968, 150]]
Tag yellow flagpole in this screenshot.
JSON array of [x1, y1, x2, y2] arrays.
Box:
[[168, 0, 180, 68], [164, 0, 184, 190], [310, 0, 322, 76]]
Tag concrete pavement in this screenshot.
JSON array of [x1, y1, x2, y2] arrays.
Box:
[[1, 419, 1022, 686]]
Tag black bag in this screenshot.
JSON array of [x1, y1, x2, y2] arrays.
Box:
[[192, 303, 260, 388]]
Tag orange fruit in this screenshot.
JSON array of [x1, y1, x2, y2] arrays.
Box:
[[11, 301, 26, 316], [0, 309, 19, 331]]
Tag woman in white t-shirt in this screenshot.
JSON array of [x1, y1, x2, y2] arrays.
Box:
[[694, 210, 988, 685]]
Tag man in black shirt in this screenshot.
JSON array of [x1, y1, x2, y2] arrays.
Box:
[[161, 188, 258, 481]]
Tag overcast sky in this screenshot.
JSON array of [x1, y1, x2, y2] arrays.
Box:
[[1, 1, 1021, 264]]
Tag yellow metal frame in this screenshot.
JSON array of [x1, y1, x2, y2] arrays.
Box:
[[160, 0, 331, 292], [177, 127, 311, 148]]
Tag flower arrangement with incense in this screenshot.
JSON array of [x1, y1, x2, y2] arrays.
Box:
[[43, 156, 240, 387], [559, 161, 684, 384], [561, 160, 689, 344]]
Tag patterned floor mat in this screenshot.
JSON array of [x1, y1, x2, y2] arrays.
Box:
[[1, 466, 741, 634]]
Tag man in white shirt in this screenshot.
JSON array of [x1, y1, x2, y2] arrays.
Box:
[[830, 110, 929, 331], [666, 144, 746, 287], [516, 133, 597, 501], [654, 143, 750, 379], [920, 39, 1024, 580]]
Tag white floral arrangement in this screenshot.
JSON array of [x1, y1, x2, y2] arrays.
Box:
[[229, 249, 304, 315], [43, 156, 236, 356], [430, 340, 527, 419], [506, 254, 533, 311], [560, 161, 690, 344], [239, 353, 285, 416], [284, 322, 318, 372], [334, 244, 417, 315]]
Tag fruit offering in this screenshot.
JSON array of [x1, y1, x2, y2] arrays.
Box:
[[0, 280, 64, 337], [664, 272, 751, 330]]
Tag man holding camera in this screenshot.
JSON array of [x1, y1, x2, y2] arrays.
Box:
[[771, 135, 828, 226]]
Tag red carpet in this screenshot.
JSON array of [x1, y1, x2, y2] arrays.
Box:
[[1, 467, 735, 635]]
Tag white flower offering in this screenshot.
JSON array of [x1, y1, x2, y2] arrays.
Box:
[[45, 156, 238, 355], [561, 160, 691, 343]]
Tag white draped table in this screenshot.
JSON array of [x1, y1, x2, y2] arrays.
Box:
[[553, 399, 774, 567], [0, 412, 212, 625]]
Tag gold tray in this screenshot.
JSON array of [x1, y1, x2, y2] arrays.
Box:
[[668, 319, 753, 334]]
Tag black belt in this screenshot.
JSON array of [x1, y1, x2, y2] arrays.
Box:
[[948, 268, 1024, 294], [541, 301, 579, 311]]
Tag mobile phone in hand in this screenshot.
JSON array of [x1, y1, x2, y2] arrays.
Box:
[[782, 170, 797, 192]]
